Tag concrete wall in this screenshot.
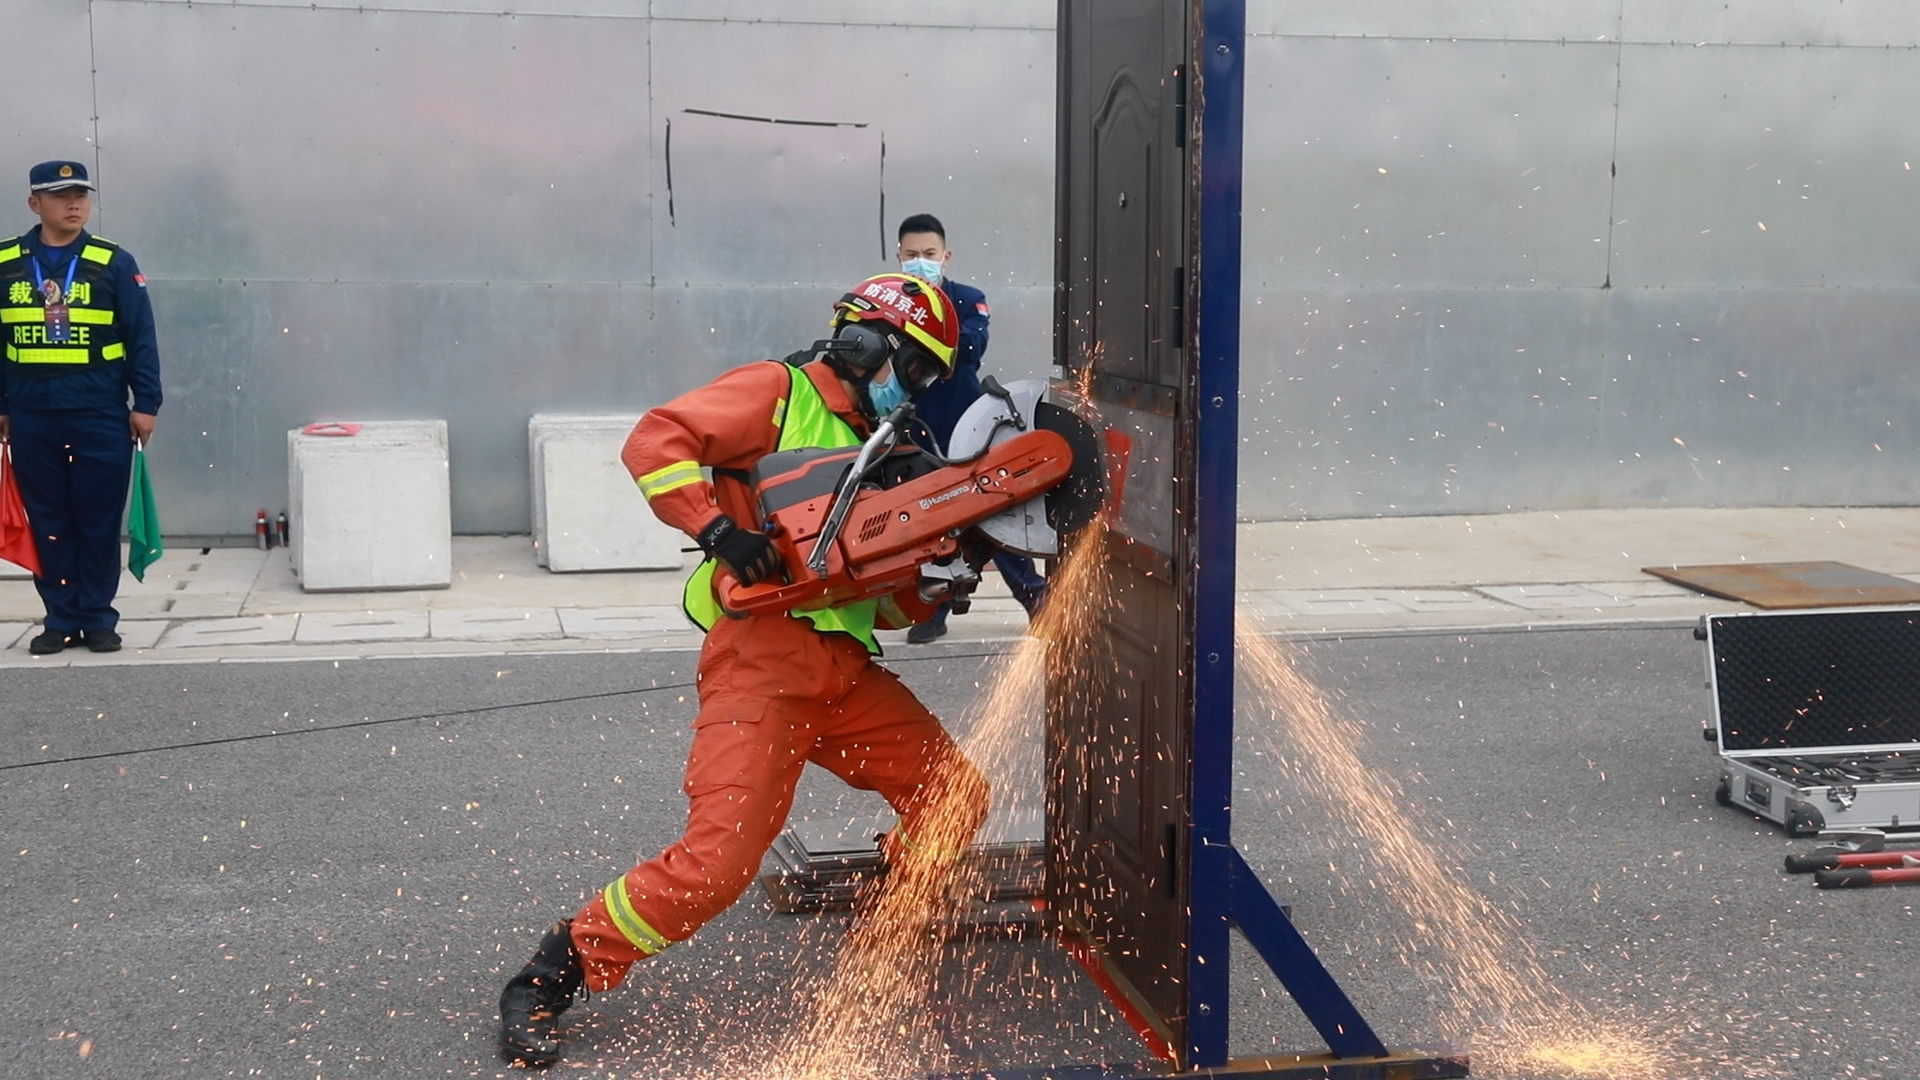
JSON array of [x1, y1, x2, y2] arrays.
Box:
[[1240, 2, 1920, 517], [16, 0, 1056, 535], [10, 2, 1920, 530]]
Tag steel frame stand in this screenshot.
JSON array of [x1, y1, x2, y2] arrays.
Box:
[[933, 4, 1464, 1077], [1178, 4, 1459, 1076]]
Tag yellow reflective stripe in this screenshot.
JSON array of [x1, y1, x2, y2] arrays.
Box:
[[636, 460, 702, 500], [674, 363, 883, 651], [102, 342, 125, 359], [682, 557, 721, 632], [1, 308, 111, 325], [904, 322, 955, 366], [776, 365, 860, 452], [792, 599, 880, 653], [0, 245, 20, 263], [772, 396, 787, 428], [919, 282, 947, 323], [6, 345, 91, 365], [80, 245, 113, 265], [601, 879, 672, 955], [769, 364, 879, 652]]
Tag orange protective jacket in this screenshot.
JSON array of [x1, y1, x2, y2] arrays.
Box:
[[566, 360, 975, 994], [622, 359, 936, 631]]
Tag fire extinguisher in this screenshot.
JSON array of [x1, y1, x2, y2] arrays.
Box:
[[276, 512, 290, 549], [256, 510, 271, 550]]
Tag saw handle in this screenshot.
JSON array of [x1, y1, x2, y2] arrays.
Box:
[[1788, 850, 1920, 873], [712, 568, 835, 619], [807, 404, 909, 578], [709, 568, 754, 619], [1814, 866, 1920, 888], [1815, 868, 1877, 888]]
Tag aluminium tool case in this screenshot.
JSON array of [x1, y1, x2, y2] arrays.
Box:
[[1701, 607, 1920, 835]]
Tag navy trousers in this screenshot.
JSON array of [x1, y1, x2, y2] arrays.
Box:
[[10, 406, 132, 633], [930, 550, 1049, 628]]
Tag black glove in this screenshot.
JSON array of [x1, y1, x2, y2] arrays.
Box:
[[697, 514, 782, 586]]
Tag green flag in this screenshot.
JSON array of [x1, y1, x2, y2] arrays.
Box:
[[128, 444, 163, 582]]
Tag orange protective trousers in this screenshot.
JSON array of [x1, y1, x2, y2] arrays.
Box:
[[569, 613, 989, 992]]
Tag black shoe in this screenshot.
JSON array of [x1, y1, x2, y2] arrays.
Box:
[[906, 621, 947, 645], [499, 919, 586, 1068], [28, 630, 72, 655], [83, 629, 122, 653]]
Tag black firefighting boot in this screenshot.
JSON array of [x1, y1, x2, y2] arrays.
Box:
[[498, 919, 587, 1068]]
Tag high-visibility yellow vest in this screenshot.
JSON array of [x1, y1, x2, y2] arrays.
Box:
[[681, 362, 883, 653], [0, 236, 127, 373]]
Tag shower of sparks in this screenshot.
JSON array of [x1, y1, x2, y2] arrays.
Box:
[[753, 518, 1117, 1080], [1235, 622, 1570, 1023], [608, 338, 1777, 1079], [1235, 616, 1767, 1079]]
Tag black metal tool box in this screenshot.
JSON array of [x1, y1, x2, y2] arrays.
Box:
[[1701, 607, 1920, 835]]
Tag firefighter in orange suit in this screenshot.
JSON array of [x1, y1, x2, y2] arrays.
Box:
[[497, 273, 992, 1068]]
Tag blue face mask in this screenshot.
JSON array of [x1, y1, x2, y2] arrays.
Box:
[[867, 364, 909, 415], [901, 257, 943, 285]]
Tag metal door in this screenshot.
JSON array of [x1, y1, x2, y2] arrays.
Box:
[[1048, 0, 1195, 1054]]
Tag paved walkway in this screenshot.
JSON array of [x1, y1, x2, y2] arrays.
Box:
[[3, 505, 1917, 664]]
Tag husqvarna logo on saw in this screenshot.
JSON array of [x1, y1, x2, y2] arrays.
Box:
[[920, 483, 974, 511]]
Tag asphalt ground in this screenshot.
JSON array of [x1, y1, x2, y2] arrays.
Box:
[[1227, 625, 1917, 1079], [1, 628, 1913, 1080]]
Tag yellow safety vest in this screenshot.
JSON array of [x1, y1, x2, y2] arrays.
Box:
[[0, 235, 127, 373], [681, 362, 883, 653]]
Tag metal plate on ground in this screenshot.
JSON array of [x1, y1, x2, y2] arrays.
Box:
[[1646, 561, 1920, 608], [759, 812, 1046, 933]]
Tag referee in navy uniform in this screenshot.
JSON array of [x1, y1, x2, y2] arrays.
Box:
[[0, 160, 161, 654], [894, 213, 1047, 643]]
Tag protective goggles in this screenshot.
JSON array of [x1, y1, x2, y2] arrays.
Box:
[[891, 344, 948, 395]]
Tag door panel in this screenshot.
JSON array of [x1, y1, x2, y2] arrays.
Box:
[[1049, 0, 1195, 1054]]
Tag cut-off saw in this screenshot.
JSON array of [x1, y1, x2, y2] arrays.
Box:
[[714, 378, 1120, 618]]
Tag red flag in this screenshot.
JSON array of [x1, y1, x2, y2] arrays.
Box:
[[0, 444, 43, 577]]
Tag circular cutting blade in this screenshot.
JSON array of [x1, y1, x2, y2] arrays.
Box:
[[945, 379, 1102, 557]]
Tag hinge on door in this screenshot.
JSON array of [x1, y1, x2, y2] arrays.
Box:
[[1173, 64, 1187, 148]]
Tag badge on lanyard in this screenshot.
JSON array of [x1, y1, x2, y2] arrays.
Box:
[[32, 254, 78, 344]]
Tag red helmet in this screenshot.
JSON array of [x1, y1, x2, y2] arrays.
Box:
[[830, 273, 960, 376]]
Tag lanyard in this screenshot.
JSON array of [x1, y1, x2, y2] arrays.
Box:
[[29, 250, 80, 307], [29, 249, 80, 343]]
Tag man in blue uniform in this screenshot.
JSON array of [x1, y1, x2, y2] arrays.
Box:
[[0, 160, 162, 654], [895, 213, 1046, 643]]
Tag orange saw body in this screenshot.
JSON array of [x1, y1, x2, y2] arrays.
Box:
[[714, 376, 1121, 614], [716, 426, 1075, 618]]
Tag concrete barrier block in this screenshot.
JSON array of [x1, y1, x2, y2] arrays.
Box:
[[529, 415, 684, 573], [527, 415, 626, 567], [288, 421, 451, 591]]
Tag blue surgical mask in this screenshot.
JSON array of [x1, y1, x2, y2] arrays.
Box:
[[901, 257, 944, 285], [867, 365, 908, 415]]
